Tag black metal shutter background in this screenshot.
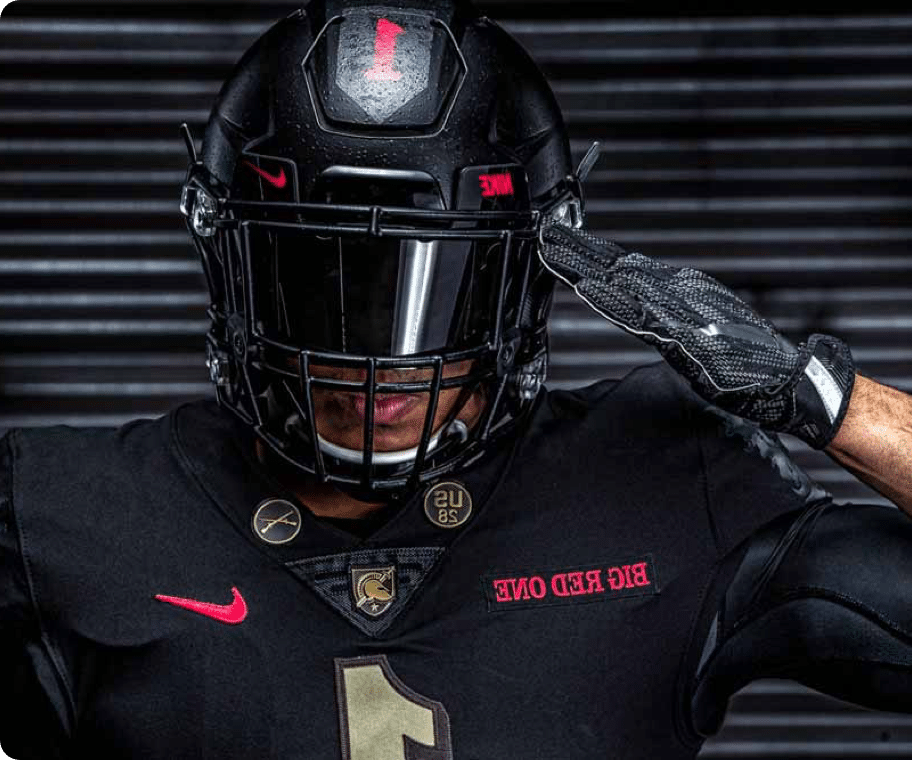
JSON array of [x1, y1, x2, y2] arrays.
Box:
[[1, 2, 911, 757]]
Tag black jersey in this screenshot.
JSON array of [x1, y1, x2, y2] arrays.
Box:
[[0, 361, 901, 759]]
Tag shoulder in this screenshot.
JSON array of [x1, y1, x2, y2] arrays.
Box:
[[4, 399, 235, 555], [8, 398, 229, 494], [531, 361, 829, 551], [537, 359, 714, 446], [9, 411, 174, 502], [2, 400, 245, 636], [515, 361, 711, 514]]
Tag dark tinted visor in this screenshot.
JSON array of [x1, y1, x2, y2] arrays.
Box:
[[248, 226, 509, 356]]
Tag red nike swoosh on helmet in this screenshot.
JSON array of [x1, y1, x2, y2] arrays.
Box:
[[244, 160, 287, 189], [154, 586, 248, 625]]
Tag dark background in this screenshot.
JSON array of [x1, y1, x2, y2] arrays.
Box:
[[1, 1, 911, 756]]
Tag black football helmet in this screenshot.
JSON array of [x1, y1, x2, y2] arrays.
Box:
[[180, 0, 590, 503]]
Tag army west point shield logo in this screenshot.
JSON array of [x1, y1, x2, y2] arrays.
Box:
[[351, 566, 397, 617]]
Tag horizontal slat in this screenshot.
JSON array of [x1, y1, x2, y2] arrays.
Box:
[[588, 167, 912, 181], [0, 231, 186, 245], [0, 49, 238, 62], [572, 136, 912, 152], [600, 228, 912, 242], [503, 17, 912, 33], [0, 259, 196, 274], [0, 353, 202, 368], [0, 19, 266, 33], [0, 200, 179, 212], [0, 382, 212, 396], [0, 108, 207, 122], [0, 170, 184, 183], [555, 75, 912, 93], [588, 197, 912, 212], [0, 292, 207, 307], [0, 140, 192, 155], [531, 44, 912, 62], [566, 105, 912, 121], [0, 79, 217, 93], [0, 200, 178, 212], [0, 320, 209, 334]]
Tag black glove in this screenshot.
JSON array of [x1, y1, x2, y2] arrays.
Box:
[[539, 223, 856, 450]]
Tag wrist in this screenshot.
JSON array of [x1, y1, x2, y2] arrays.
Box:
[[784, 333, 856, 449]]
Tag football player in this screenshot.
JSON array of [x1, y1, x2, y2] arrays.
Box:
[[2, 0, 912, 758]]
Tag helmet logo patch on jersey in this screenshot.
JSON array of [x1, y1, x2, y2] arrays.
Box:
[[287, 547, 444, 637], [479, 173, 515, 198], [351, 566, 397, 617], [335, 10, 432, 123], [252, 498, 302, 545], [423, 481, 473, 529]]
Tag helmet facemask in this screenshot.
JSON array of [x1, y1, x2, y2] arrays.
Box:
[[185, 166, 551, 502]]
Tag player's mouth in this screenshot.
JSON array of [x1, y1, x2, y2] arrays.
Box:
[[352, 394, 421, 425]]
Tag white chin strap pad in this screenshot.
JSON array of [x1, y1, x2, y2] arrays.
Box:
[[317, 419, 469, 465]]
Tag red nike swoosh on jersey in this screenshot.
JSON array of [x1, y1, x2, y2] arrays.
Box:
[[243, 160, 287, 189], [154, 586, 248, 625]]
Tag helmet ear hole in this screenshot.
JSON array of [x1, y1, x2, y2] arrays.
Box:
[[223, 313, 271, 401], [514, 259, 556, 337]]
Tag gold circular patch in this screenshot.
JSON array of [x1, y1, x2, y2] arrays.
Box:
[[251, 498, 302, 545], [423, 481, 473, 529]]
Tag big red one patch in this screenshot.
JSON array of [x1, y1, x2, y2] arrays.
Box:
[[483, 557, 659, 611]]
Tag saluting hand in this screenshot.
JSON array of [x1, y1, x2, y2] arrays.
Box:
[[537, 223, 856, 450]]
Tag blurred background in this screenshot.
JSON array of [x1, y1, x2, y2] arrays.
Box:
[[1, 1, 911, 757]]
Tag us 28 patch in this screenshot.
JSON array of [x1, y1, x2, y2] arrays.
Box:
[[483, 556, 659, 612]]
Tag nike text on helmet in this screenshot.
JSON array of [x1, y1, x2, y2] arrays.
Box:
[[180, 0, 588, 502]]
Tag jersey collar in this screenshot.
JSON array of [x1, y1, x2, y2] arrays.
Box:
[[169, 397, 535, 563]]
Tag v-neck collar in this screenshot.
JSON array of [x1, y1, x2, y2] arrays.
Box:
[[169, 397, 535, 564]]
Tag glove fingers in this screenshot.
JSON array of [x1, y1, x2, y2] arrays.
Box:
[[538, 224, 626, 286], [540, 222, 804, 397], [576, 279, 646, 329]]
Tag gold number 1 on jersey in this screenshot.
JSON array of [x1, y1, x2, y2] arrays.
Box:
[[335, 656, 454, 759]]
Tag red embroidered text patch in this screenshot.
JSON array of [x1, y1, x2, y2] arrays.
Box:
[[483, 556, 659, 611]]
